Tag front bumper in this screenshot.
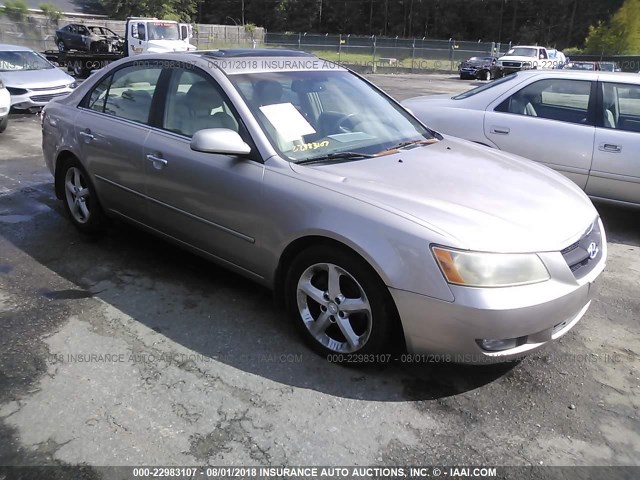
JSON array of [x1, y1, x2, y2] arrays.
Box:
[[9, 86, 74, 110], [392, 222, 607, 363]]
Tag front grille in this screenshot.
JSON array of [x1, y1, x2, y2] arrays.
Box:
[[28, 84, 68, 92], [561, 220, 602, 279], [29, 92, 69, 103], [503, 61, 522, 68]]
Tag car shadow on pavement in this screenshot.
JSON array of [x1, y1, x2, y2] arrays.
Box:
[[9, 183, 638, 403]]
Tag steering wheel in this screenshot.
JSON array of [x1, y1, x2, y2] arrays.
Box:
[[336, 113, 363, 133]]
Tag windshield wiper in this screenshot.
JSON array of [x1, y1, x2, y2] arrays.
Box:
[[295, 151, 376, 165], [376, 138, 440, 155]]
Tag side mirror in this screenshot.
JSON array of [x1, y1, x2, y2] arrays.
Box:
[[190, 129, 251, 155]]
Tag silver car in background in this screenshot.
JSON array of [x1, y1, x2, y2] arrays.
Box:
[[0, 44, 77, 111], [403, 70, 640, 208], [42, 50, 606, 363]]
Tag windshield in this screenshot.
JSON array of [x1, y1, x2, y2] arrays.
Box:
[[148, 22, 179, 40], [229, 70, 433, 163], [0, 51, 54, 72], [453, 74, 517, 100], [506, 47, 537, 57]]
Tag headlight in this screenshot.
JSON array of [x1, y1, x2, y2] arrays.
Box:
[[432, 247, 550, 288], [522, 62, 532, 70]]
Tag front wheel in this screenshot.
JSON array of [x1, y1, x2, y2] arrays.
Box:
[[0, 115, 7, 133], [57, 40, 65, 52], [285, 245, 397, 358], [60, 158, 105, 234], [481, 70, 491, 81]]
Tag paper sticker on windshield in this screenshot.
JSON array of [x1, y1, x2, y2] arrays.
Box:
[[259, 103, 316, 142]]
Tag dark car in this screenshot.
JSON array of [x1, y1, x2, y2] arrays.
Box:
[[458, 56, 497, 80], [55, 24, 124, 54], [565, 61, 601, 71]]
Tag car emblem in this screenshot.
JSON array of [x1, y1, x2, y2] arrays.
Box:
[[587, 242, 599, 260]]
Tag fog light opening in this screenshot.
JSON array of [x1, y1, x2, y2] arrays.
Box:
[[477, 336, 527, 352]]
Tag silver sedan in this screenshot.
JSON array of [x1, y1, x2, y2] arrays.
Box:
[[42, 51, 606, 363], [403, 70, 640, 208], [0, 43, 77, 111]]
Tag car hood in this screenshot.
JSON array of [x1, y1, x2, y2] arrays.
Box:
[[0, 67, 74, 89], [403, 94, 457, 109], [498, 55, 536, 62], [290, 137, 596, 253]]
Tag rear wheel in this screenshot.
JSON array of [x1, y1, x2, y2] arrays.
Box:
[[60, 158, 105, 235], [57, 40, 65, 52], [285, 245, 397, 359]]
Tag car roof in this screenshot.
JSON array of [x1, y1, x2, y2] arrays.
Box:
[[0, 43, 35, 52], [515, 69, 640, 82]]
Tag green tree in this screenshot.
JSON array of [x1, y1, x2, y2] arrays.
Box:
[[99, 0, 196, 21], [1, 0, 29, 22], [584, 0, 640, 54], [38, 2, 63, 24]]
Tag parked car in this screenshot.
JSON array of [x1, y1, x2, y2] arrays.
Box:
[[0, 77, 9, 133], [42, 50, 606, 363], [458, 56, 497, 81], [495, 45, 557, 77], [599, 62, 620, 73], [0, 44, 77, 111], [565, 61, 601, 71], [55, 24, 124, 53], [403, 70, 640, 207]]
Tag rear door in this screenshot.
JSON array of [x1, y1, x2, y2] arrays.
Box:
[[484, 77, 596, 188], [75, 63, 163, 223], [587, 81, 640, 204]]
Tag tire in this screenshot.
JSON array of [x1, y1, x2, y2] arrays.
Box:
[[57, 40, 65, 52], [60, 157, 105, 235], [481, 70, 491, 81], [285, 244, 397, 359], [0, 115, 7, 134]]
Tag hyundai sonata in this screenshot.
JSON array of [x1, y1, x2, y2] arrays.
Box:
[[42, 50, 606, 363]]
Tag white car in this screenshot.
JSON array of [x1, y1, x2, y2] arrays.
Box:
[[0, 77, 9, 133], [403, 70, 640, 208], [0, 44, 77, 111]]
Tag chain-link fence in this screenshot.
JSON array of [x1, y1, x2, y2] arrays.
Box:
[[265, 33, 513, 72], [0, 15, 265, 53]]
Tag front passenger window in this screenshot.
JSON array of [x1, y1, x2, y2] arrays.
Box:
[[163, 68, 239, 137]]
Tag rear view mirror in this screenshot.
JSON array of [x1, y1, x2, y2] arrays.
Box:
[[190, 129, 251, 155]]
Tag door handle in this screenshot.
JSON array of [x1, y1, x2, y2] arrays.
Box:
[[598, 143, 622, 153], [146, 154, 168, 169], [79, 131, 94, 141], [490, 126, 510, 135]]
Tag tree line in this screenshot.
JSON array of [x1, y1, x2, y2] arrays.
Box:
[[98, 0, 640, 53]]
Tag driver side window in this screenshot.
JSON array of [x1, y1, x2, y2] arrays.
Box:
[[497, 79, 592, 125]]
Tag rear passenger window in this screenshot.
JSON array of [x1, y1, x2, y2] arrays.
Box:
[[496, 79, 592, 125], [87, 74, 111, 113], [96, 65, 162, 124]]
